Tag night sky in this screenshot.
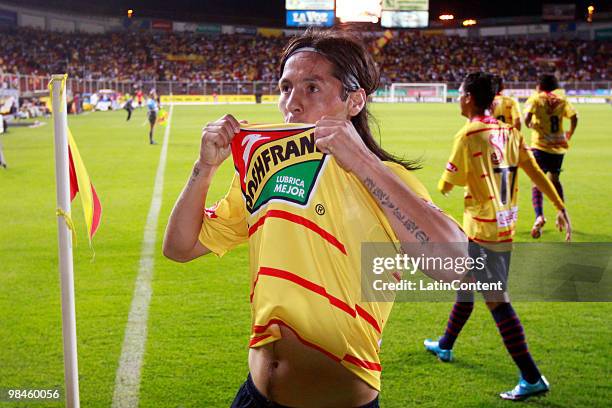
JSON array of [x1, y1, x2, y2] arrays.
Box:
[[5, 0, 611, 27]]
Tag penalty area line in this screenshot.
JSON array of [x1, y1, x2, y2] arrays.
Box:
[[111, 104, 174, 408]]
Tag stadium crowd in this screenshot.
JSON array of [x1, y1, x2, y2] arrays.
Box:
[[378, 32, 611, 84], [0, 27, 610, 85], [0, 28, 285, 83]]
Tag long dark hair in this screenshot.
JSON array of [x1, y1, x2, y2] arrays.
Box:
[[279, 28, 420, 171]]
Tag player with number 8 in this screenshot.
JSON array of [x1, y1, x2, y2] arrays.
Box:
[[524, 74, 578, 238]]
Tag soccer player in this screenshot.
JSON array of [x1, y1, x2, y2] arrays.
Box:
[[491, 75, 522, 130], [136, 89, 143, 108], [146, 91, 158, 145], [163, 29, 466, 407], [124, 94, 134, 121], [524, 74, 578, 238], [0, 116, 6, 169], [424, 72, 571, 401]]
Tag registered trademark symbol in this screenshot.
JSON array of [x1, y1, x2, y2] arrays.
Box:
[[315, 204, 325, 215]]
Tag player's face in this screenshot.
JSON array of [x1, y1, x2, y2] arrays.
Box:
[[278, 52, 350, 123]]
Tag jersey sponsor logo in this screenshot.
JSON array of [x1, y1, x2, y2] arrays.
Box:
[[240, 133, 270, 184], [542, 132, 568, 145], [446, 161, 458, 173], [231, 124, 326, 215], [496, 206, 518, 228]]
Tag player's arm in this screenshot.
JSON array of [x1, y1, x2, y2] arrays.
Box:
[[438, 131, 467, 196], [511, 99, 522, 131], [524, 96, 536, 128], [355, 160, 466, 243], [566, 114, 578, 141], [524, 112, 533, 128], [355, 159, 468, 282], [313, 117, 468, 281], [520, 156, 572, 241], [163, 115, 241, 262], [437, 179, 454, 195]]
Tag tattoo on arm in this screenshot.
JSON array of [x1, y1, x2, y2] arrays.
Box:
[[363, 177, 395, 209], [189, 166, 201, 185], [364, 177, 430, 244]]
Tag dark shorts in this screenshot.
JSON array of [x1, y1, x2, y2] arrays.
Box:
[[230, 374, 379, 408], [532, 148, 564, 174], [148, 111, 157, 125], [462, 241, 511, 298]]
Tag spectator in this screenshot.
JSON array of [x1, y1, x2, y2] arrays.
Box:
[[0, 27, 610, 85]]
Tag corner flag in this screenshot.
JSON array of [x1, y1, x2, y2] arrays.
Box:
[[68, 128, 102, 242], [49, 74, 102, 408], [157, 108, 169, 126]]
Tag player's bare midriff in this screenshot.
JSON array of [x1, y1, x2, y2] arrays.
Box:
[[248, 324, 378, 407]]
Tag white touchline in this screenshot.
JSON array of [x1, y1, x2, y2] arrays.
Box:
[[112, 104, 174, 408]]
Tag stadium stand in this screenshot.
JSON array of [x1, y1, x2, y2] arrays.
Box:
[[378, 32, 611, 84], [0, 27, 285, 82], [0, 27, 610, 85]]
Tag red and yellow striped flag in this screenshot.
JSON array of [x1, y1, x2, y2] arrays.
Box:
[[67, 128, 101, 242], [372, 30, 394, 55]]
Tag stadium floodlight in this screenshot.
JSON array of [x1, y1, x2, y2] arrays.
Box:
[[389, 83, 448, 103], [587, 5, 594, 23], [439, 14, 454, 20], [462, 19, 477, 26], [127, 9, 133, 18]]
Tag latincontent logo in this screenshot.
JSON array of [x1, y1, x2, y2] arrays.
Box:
[[361, 242, 612, 302]]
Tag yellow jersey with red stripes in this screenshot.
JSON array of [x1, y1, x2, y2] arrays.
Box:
[[440, 116, 534, 244], [525, 89, 577, 154], [491, 94, 521, 126], [199, 124, 433, 391]]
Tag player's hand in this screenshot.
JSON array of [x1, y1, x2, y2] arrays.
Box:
[[313, 116, 377, 173], [556, 209, 572, 242], [564, 131, 573, 142], [198, 114, 241, 167], [437, 179, 453, 196]]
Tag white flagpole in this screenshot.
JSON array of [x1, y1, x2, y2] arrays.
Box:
[[50, 74, 81, 408]]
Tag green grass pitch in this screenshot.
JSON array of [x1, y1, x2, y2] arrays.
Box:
[[0, 103, 610, 407]]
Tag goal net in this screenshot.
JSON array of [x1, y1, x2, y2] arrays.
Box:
[[389, 83, 448, 103]]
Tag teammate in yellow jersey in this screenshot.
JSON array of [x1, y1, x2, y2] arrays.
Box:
[[524, 74, 578, 238], [163, 29, 466, 407], [491, 75, 522, 130], [424, 72, 571, 402]]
